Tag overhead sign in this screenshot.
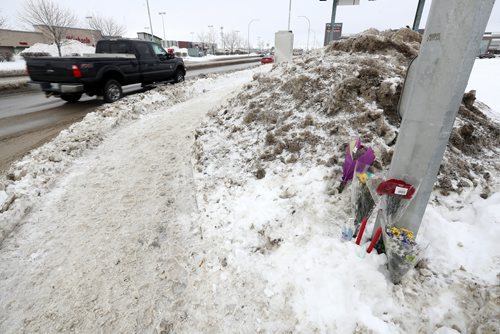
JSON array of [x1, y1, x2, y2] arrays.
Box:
[[338, 0, 360, 5]]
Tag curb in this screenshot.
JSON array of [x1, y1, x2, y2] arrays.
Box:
[[0, 70, 27, 78], [0, 78, 30, 93]]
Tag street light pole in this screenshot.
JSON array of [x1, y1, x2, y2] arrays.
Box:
[[247, 18, 259, 55], [145, 0, 154, 41], [288, 0, 292, 31], [208, 25, 215, 54], [235, 30, 240, 52], [298, 15, 310, 51], [220, 26, 224, 52], [159, 12, 166, 42]]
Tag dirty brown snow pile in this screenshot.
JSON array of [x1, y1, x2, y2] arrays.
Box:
[[196, 28, 499, 197], [193, 28, 500, 332]]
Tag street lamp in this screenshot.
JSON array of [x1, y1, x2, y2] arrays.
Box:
[[208, 25, 215, 54], [247, 18, 259, 55], [159, 12, 166, 42], [220, 26, 224, 52], [235, 30, 240, 51], [297, 15, 310, 51]]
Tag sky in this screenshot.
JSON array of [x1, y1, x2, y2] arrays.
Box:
[[1, 0, 500, 49]]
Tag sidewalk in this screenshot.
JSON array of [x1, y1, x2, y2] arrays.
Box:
[[0, 68, 267, 333]]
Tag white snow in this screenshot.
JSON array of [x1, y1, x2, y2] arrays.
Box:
[[20, 39, 95, 57], [0, 56, 26, 72], [0, 34, 499, 332]]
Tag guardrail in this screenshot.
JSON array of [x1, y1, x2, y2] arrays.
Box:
[[185, 56, 261, 70], [0, 56, 262, 79]]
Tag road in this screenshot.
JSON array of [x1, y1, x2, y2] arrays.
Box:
[[0, 62, 259, 175]]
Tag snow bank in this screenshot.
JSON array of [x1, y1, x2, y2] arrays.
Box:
[[20, 39, 95, 56], [0, 80, 200, 243], [193, 28, 500, 332], [0, 57, 26, 72]]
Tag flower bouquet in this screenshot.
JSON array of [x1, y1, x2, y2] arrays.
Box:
[[350, 161, 376, 237], [382, 225, 421, 284], [376, 179, 417, 226], [339, 138, 375, 193]]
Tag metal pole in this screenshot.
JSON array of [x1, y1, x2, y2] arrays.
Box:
[[412, 0, 426, 31], [288, 0, 292, 31], [328, 0, 339, 44], [159, 12, 166, 41], [145, 0, 154, 41], [248, 19, 258, 55], [379, 0, 495, 236], [220, 26, 224, 52], [208, 25, 214, 54], [298, 16, 310, 51]]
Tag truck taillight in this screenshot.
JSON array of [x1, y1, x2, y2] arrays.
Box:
[[72, 64, 82, 78]]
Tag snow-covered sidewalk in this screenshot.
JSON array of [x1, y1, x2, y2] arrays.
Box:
[[0, 69, 268, 332]]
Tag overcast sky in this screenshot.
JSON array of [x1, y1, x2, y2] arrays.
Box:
[[1, 0, 500, 49]]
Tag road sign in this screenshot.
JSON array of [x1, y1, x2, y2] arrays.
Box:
[[324, 22, 343, 45], [338, 0, 360, 5]]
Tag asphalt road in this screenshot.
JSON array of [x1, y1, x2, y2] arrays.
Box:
[[0, 61, 260, 175]]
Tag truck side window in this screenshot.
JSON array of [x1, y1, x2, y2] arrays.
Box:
[[96, 40, 110, 53], [151, 44, 167, 57], [136, 43, 154, 59], [110, 42, 132, 54]]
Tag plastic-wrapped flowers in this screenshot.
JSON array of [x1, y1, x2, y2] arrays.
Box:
[[382, 225, 420, 283]]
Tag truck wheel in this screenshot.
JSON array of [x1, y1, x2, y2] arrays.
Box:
[[102, 79, 122, 103], [60, 93, 82, 103], [173, 69, 185, 83]]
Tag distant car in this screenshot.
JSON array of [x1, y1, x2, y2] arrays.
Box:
[[260, 55, 274, 64], [479, 53, 495, 59]]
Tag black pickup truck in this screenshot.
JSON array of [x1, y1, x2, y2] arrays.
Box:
[[26, 39, 186, 103]]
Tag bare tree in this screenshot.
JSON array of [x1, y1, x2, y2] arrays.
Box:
[[224, 30, 243, 54], [207, 27, 217, 54], [19, 0, 77, 56], [0, 10, 7, 28], [196, 31, 208, 52], [87, 15, 125, 38]]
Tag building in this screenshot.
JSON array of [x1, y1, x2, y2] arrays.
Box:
[[0, 29, 49, 55], [137, 32, 162, 44], [482, 32, 500, 54], [34, 25, 102, 46], [0, 26, 102, 56]]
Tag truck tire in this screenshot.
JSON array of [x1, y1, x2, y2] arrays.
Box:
[[173, 69, 185, 83], [60, 93, 82, 103], [102, 79, 123, 103]]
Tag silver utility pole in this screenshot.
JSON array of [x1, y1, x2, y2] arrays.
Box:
[[145, 0, 154, 41], [381, 0, 495, 235], [412, 0, 426, 31]]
